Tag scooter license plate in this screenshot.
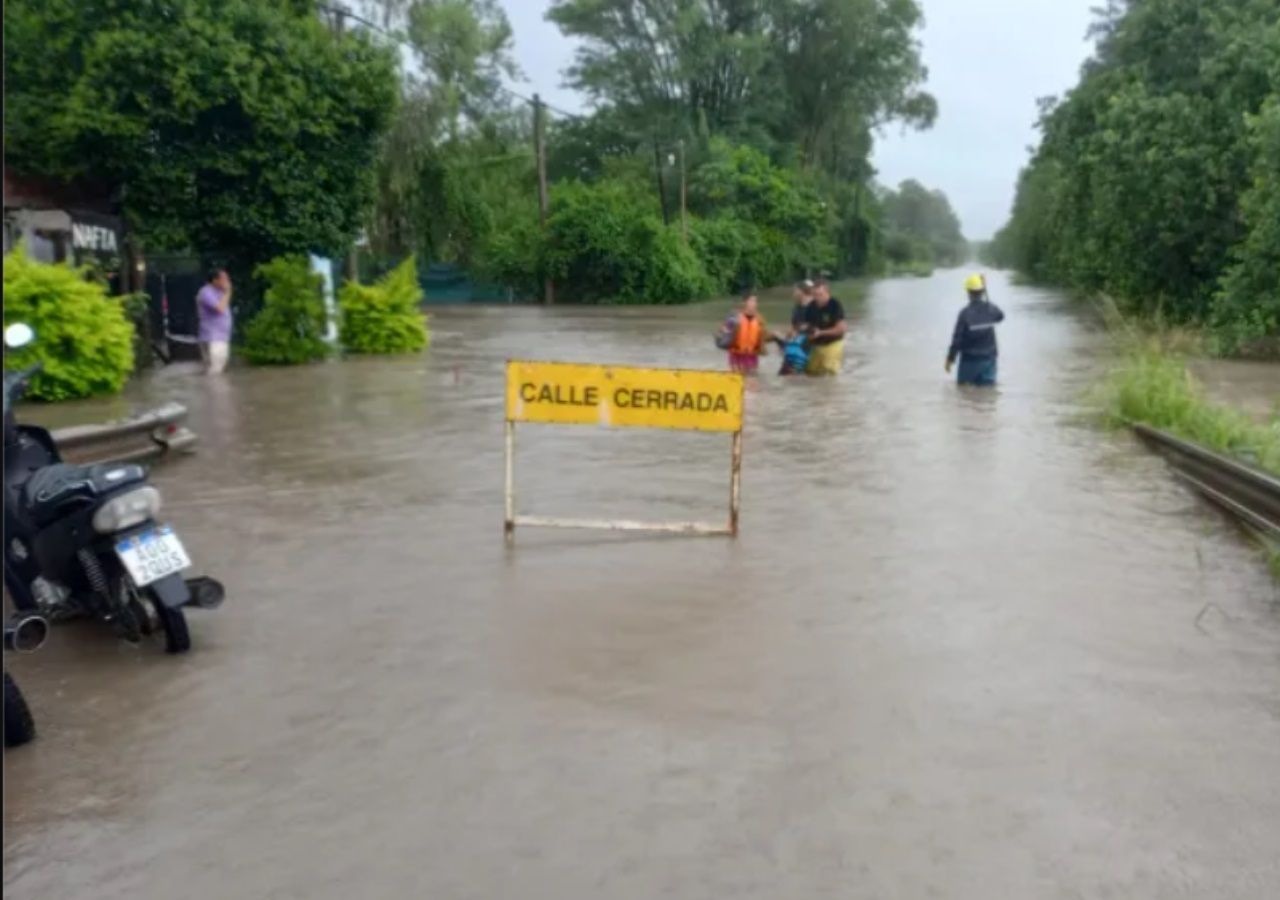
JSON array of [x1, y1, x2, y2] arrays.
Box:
[[115, 526, 191, 587]]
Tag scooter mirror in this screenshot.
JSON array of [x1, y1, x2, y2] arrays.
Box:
[[4, 323, 35, 349]]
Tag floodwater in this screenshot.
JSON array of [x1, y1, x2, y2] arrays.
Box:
[[1191, 358, 1280, 424], [4, 270, 1279, 899]]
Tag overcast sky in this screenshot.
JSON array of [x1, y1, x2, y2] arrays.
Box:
[[499, 1, 1098, 239]]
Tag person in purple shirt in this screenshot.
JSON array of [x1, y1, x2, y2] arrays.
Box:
[[197, 268, 233, 374]]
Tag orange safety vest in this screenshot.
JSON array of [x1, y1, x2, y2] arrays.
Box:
[[730, 314, 764, 354]]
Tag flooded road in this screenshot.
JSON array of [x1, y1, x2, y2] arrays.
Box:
[[1190, 358, 1280, 424], [5, 270, 1279, 899]]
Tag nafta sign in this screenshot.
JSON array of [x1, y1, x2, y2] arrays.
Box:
[[70, 222, 119, 255]]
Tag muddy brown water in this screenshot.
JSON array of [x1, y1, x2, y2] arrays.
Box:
[[1190, 358, 1280, 424], [5, 270, 1279, 899]]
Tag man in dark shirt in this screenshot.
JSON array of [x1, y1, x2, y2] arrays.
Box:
[[946, 273, 1005, 386], [804, 278, 847, 375]]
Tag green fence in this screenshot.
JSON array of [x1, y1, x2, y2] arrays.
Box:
[[420, 262, 518, 305]]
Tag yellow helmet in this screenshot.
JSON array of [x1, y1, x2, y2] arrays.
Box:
[[964, 273, 986, 293]]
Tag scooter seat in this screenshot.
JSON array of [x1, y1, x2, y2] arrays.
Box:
[[22, 462, 148, 527]]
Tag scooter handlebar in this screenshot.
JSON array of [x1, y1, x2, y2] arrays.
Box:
[[3, 363, 42, 412]]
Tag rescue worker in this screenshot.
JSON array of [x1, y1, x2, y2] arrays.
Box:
[[804, 278, 847, 375], [945, 273, 1005, 386], [718, 291, 768, 373]]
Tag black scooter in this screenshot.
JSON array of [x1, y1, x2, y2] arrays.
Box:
[[4, 612, 47, 747], [3, 323, 224, 653]]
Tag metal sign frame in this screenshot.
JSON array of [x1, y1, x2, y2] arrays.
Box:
[[503, 360, 745, 539]]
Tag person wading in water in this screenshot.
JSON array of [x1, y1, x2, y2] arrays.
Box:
[[946, 273, 1005, 386], [804, 278, 847, 375], [197, 268, 234, 374], [717, 291, 768, 374], [788, 279, 814, 336]]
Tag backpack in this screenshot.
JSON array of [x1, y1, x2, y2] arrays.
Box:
[[714, 314, 739, 350], [783, 336, 810, 370]]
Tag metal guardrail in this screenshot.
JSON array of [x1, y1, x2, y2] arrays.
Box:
[[50, 402, 198, 466], [1133, 423, 1280, 539]]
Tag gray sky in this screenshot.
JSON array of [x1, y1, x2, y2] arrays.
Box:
[[500, 1, 1098, 239]]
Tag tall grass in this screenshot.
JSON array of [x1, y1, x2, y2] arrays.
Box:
[[1096, 345, 1280, 475]]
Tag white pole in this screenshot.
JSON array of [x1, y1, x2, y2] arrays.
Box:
[[310, 254, 339, 346]]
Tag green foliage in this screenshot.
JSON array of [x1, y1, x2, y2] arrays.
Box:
[[366, 0, 521, 265], [1214, 95, 1280, 354], [405, 0, 517, 140], [688, 216, 754, 293], [1097, 348, 1280, 474], [880, 179, 968, 270], [484, 204, 545, 298], [2, 244, 134, 401], [4, 0, 399, 261], [366, 1, 942, 303], [473, 133, 960, 303], [989, 0, 1280, 351], [120, 291, 157, 369], [546, 0, 934, 168], [241, 256, 331, 366], [541, 179, 712, 304], [689, 139, 837, 282], [339, 256, 429, 354]]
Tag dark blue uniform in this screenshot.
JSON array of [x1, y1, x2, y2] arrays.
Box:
[[948, 299, 1005, 385]]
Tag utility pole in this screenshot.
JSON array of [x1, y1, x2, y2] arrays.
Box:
[[328, 4, 360, 283], [653, 139, 670, 226], [678, 139, 688, 243], [533, 94, 554, 305]]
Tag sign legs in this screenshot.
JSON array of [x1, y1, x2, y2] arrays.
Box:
[[505, 420, 516, 541], [730, 429, 742, 537]]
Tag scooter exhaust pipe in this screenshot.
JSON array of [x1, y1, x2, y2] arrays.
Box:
[[185, 577, 225, 610], [4, 613, 49, 654]]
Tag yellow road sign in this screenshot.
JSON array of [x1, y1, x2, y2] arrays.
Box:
[[505, 360, 744, 433]]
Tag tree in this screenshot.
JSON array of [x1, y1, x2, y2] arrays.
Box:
[[546, 0, 935, 173], [362, 0, 524, 266], [988, 0, 1280, 346], [769, 0, 936, 172], [1215, 94, 1280, 352], [406, 0, 518, 140], [4, 0, 399, 263], [880, 180, 967, 269], [689, 138, 836, 277]]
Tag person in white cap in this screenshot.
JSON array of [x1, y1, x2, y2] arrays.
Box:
[[788, 279, 815, 337]]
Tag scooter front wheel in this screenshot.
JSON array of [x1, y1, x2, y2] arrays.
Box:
[[3, 671, 36, 747], [152, 600, 190, 654]]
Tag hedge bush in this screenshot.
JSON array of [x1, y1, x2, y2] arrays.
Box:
[[543, 179, 712, 303], [2, 244, 135, 401], [339, 256, 429, 354], [120, 291, 157, 369], [241, 256, 330, 365]]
